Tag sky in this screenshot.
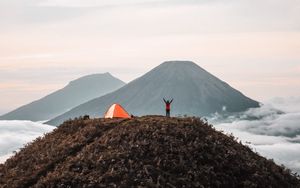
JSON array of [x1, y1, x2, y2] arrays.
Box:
[[0, 0, 300, 115]]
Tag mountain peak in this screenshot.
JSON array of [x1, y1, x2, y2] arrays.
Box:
[[0, 73, 125, 121], [162, 60, 195, 65], [68, 73, 115, 85], [160, 60, 200, 68], [152, 60, 207, 75], [47, 60, 259, 126]]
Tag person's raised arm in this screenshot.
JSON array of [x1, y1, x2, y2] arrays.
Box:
[[170, 99, 173, 104], [163, 98, 167, 103]]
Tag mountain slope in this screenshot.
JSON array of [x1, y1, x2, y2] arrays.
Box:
[[0, 73, 125, 121], [0, 116, 299, 187], [48, 61, 259, 126]]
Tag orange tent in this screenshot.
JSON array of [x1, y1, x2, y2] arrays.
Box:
[[104, 103, 131, 119]]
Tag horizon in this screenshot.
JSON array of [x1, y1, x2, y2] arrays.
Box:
[[1, 0, 300, 176], [1, 60, 300, 115], [1, 0, 300, 114]]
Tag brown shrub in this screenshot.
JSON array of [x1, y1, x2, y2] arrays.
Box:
[[0, 116, 299, 188]]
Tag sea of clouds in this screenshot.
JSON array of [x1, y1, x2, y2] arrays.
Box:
[[0, 97, 299, 174], [211, 97, 300, 174], [0, 120, 54, 163]]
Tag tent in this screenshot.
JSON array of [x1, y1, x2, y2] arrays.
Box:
[[104, 103, 131, 119]]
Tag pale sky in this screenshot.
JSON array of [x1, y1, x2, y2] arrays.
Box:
[[0, 0, 300, 115]]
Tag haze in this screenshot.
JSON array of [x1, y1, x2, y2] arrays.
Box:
[[1, 0, 300, 114]]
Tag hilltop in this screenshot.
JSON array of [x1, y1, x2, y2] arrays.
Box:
[[1, 116, 299, 187], [48, 61, 259, 125]]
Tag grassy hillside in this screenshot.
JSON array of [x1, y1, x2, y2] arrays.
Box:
[[0, 116, 299, 187]]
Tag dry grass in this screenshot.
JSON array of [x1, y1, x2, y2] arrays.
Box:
[[0, 116, 299, 188]]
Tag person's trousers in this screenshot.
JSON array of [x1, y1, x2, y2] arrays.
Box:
[[166, 109, 170, 117]]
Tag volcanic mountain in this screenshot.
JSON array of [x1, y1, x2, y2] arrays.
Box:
[[0, 73, 125, 121], [1, 116, 299, 187], [48, 61, 259, 126]]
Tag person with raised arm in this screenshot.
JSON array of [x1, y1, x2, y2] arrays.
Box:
[[163, 98, 173, 117]]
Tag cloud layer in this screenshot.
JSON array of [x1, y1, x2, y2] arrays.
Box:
[[0, 120, 54, 163], [0, 97, 299, 175], [212, 97, 300, 173]]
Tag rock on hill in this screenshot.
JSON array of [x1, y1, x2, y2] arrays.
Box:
[[0, 73, 125, 121], [0, 116, 299, 187], [48, 61, 259, 126]]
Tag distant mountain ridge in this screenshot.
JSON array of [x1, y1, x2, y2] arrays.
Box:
[[0, 73, 125, 121], [47, 61, 259, 126]]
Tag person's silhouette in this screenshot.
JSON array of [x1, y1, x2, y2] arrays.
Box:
[[163, 98, 173, 117]]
